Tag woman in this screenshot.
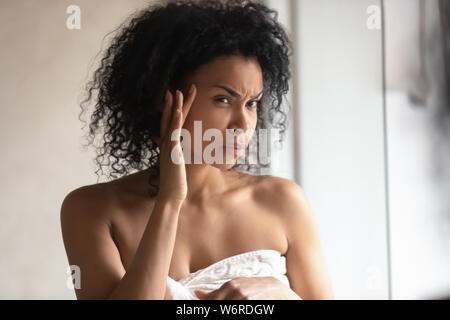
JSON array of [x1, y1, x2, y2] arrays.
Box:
[[61, 0, 334, 300]]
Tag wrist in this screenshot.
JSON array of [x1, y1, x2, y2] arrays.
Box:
[[155, 196, 184, 210]]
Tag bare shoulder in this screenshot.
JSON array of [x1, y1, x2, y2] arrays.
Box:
[[252, 175, 314, 240], [255, 176, 333, 299], [60, 181, 118, 227], [60, 181, 129, 299], [253, 175, 309, 213], [60, 169, 154, 231]]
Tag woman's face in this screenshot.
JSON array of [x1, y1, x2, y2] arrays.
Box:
[[180, 54, 264, 170]]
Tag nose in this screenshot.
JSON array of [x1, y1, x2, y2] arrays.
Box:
[[227, 105, 253, 144], [231, 102, 253, 130]]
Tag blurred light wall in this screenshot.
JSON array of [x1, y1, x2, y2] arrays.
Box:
[[268, 0, 450, 299], [384, 0, 450, 299], [267, 0, 389, 299], [1, 0, 448, 300], [0, 0, 151, 299]]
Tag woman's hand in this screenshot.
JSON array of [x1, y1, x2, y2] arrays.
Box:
[[156, 85, 196, 204], [194, 276, 302, 300]]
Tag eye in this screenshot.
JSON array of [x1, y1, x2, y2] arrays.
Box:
[[215, 97, 260, 109], [247, 100, 260, 109], [215, 97, 231, 104]]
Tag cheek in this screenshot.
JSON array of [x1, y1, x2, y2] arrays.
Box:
[[180, 118, 223, 147], [184, 109, 227, 133]]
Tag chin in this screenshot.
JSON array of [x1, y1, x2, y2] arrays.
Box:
[[209, 161, 238, 171], [186, 148, 245, 170]]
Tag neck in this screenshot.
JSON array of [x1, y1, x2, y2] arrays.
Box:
[[144, 161, 242, 204], [183, 164, 231, 204]]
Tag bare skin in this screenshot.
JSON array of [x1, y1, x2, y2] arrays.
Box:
[[105, 169, 289, 289], [61, 55, 334, 300]]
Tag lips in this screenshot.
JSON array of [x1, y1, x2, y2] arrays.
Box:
[[223, 143, 246, 157], [225, 143, 246, 150]]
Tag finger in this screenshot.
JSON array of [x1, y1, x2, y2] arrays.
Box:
[[180, 84, 197, 126], [228, 290, 247, 300], [218, 280, 245, 300], [206, 286, 231, 300], [194, 290, 209, 300], [195, 289, 220, 300], [169, 90, 182, 132], [160, 90, 173, 141], [168, 90, 183, 145], [196, 288, 223, 300]]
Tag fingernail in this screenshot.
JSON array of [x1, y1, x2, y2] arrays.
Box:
[[165, 90, 170, 101], [189, 84, 195, 93]]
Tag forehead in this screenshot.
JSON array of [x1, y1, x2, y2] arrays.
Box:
[[191, 55, 263, 93]]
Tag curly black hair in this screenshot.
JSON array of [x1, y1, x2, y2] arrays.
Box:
[[79, 0, 293, 197]]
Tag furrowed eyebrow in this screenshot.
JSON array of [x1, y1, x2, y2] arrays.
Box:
[[212, 85, 263, 100]]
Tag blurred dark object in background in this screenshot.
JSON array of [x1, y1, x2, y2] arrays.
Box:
[[439, 0, 450, 108]]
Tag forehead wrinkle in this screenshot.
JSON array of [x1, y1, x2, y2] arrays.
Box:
[[211, 84, 264, 99]]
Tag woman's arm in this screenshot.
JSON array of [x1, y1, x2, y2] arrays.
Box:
[[106, 196, 182, 300], [278, 179, 334, 300], [61, 87, 196, 300], [60, 187, 182, 300]]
